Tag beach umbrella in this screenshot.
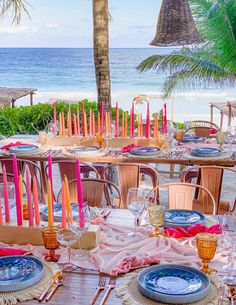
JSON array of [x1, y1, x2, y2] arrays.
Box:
[[150, 0, 202, 47]]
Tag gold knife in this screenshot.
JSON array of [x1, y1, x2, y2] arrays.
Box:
[[38, 271, 61, 302]]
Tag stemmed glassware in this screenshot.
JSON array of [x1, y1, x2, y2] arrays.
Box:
[[148, 205, 166, 237], [220, 212, 236, 284], [126, 188, 146, 239], [56, 227, 79, 271], [70, 206, 91, 258]]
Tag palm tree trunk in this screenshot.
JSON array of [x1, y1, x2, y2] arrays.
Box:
[[93, 0, 111, 111]]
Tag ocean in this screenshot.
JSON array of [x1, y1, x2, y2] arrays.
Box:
[[0, 47, 235, 126]]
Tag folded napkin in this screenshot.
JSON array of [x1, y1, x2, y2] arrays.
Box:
[[164, 224, 221, 238], [121, 144, 139, 153], [1, 141, 28, 150], [0, 247, 29, 256]]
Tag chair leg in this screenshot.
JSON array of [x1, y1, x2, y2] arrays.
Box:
[[169, 164, 175, 178]]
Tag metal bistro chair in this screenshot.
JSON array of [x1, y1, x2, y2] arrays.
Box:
[[57, 178, 121, 208], [148, 182, 216, 214], [103, 163, 159, 208], [182, 166, 236, 214], [44, 160, 100, 201], [185, 120, 220, 138], [0, 158, 44, 202]]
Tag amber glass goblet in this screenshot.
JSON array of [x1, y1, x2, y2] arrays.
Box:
[[148, 205, 166, 237], [96, 133, 105, 148], [196, 233, 217, 274], [41, 226, 61, 262], [174, 130, 184, 145]]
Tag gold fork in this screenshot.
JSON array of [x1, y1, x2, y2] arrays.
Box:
[[89, 277, 106, 305], [99, 277, 116, 305]]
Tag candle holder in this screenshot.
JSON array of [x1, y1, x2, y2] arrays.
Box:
[[196, 233, 217, 274], [148, 205, 166, 237], [41, 226, 61, 262], [96, 133, 105, 148]]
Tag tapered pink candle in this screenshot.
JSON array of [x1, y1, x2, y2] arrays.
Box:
[[140, 114, 143, 138], [131, 102, 135, 138], [76, 159, 85, 228], [0, 197, 3, 225], [84, 112, 88, 137], [48, 155, 54, 207], [82, 101, 85, 136], [12, 156, 22, 226], [33, 176, 40, 226], [115, 102, 119, 137], [61, 182, 67, 229], [53, 101, 57, 134], [3, 165, 10, 223], [26, 167, 34, 227], [100, 101, 104, 135], [146, 102, 150, 138], [62, 112, 65, 136], [77, 108, 81, 136], [92, 112, 96, 136], [163, 103, 167, 134]]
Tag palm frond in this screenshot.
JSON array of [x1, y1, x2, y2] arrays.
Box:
[[0, 0, 31, 24]]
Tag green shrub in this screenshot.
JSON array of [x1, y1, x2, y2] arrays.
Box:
[[0, 100, 129, 136]]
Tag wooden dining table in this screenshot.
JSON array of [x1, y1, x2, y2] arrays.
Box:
[[25, 210, 140, 305]]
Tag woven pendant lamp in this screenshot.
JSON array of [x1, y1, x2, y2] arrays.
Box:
[[150, 0, 202, 47]]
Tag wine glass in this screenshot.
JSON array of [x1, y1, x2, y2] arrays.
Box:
[[56, 227, 79, 271], [174, 129, 184, 145], [70, 206, 91, 258], [220, 212, 236, 284], [41, 226, 61, 262], [105, 122, 115, 148], [96, 133, 105, 148], [126, 188, 146, 238]]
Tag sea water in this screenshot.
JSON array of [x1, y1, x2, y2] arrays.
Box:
[[0, 47, 235, 126]]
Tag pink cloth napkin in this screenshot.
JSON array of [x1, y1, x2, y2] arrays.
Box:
[[164, 224, 221, 238], [121, 144, 139, 153], [1, 141, 28, 150], [0, 247, 29, 256]]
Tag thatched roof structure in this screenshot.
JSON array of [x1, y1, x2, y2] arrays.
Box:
[[150, 0, 202, 47], [0, 87, 37, 107], [210, 101, 236, 127]]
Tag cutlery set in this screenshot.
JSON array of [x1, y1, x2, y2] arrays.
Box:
[[89, 277, 116, 305], [39, 149, 62, 157], [38, 271, 65, 302]]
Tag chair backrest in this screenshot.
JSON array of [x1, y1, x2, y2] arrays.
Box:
[[103, 163, 159, 208], [185, 120, 220, 137], [182, 166, 236, 214], [1, 158, 44, 202], [57, 178, 121, 208], [148, 182, 216, 214]]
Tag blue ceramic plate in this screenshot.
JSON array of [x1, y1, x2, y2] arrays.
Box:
[[164, 209, 206, 228], [71, 146, 99, 154], [137, 264, 210, 304], [41, 203, 96, 222], [130, 147, 160, 156], [0, 256, 45, 292], [182, 136, 205, 143], [9, 145, 39, 155], [190, 147, 222, 157]]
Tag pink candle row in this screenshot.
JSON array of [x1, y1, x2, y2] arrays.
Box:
[[53, 101, 167, 138]]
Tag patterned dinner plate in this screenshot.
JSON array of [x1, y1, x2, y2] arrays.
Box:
[[9, 145, 39, 155], [182, 136, 205, 143], [137, 264, 210, 304], [0, 256, 45, 292], [190, 147, 222, 157], [129, 147, 160, 156], [70, 146, 99, 154], [164, 209, 206, 228], [41, 203, 96, 222]]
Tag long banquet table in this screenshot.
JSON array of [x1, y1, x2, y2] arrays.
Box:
[[19, 209, 227, 305]]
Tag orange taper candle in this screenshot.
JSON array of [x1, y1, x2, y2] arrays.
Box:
[[73, 113, 78, 136], [61, 112, 65, 136], [64, 176, 72, 225], [59, 112, 62, 137], [77, 108, 81, 136], [61, 181, 67, 228], [89, 108, 93, 136], [67, 108, 72, 137], [97, 111, 101, 135], [47, 179, 53, 227], [84, 112, 88, 137], [92, 112, 96, 136], [33, 176, 40, 225]]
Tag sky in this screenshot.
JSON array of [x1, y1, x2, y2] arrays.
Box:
[[0, 0, 161, 48]]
